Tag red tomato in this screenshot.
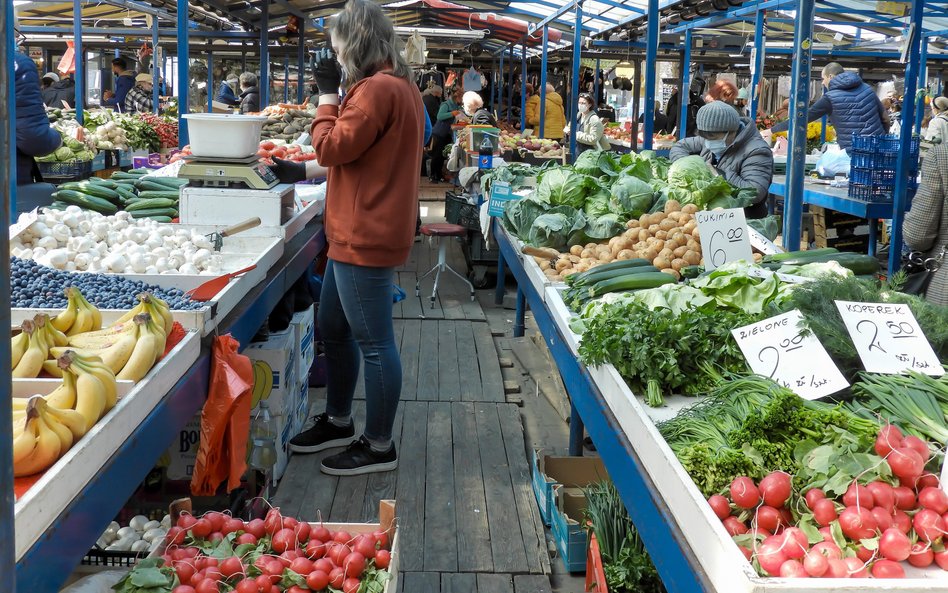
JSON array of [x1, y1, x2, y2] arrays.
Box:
[[191, 519, 213, 538], [307, 570, 331, 590], [235, 579, 258, 593], [375, 549, 391, 569], [290, 557, 315, 575], [329, 567, 346, 589], [219, 556, 244, 578], [222, 517, 245, 535], [195, 580, 218, 593], [343, 578, 361, 593], [236, 533, 258, 546], [177, 514, 197, 531], [245, 518, 266, 539]]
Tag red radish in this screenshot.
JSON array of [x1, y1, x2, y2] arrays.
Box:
[[855, 545, 874, 562], [343, 578, 361, 593], [812, 498, 838, 527], [914, 509, 946, 543], [918, 473, 941, 490], [811, 541, 842, 560], [177, 514, 197, 531], [189, 571, 205, 587], [264, 509, 284, 535], [722, 516, 748, 536], [195, 581, 218, 593], [305, 539, 327, 560], [871, 507, 894, 531], [330, 544, 352, 567], [750, 528, 773, 539], [754, 506, 784, 532], [256, 575, 277, 589], [888, 447, 925, 481], [207, 532, 224, 544], [353, 535, 377, 560], [893, 487, 916, 511], [165, 527, 186, 546], [730, 477, 760, 509], [296, 522, 311, 543], [818, 526, 834, 542], [935, 549, 948, 570], [313, 526, 332, 542], [759, 472, 792, 508], [272, 528, 298, 553], [343, 552, 366, 578], [824, 558, 849, 578], [375, 549, 391, 569], [875, 425, 904, 457], [221, 517, 244, 535], [172, 587, 196, 593], [290, 557, 315, 575], [280, 550, 300, 564], [781, 527, 808, 559], [920, 487, 948, 513], [843, 557, 868, 578], [839, 506, 878, 540], [903, 435, 931, 460], [333, 531, 353, 545], [804, 488, 826, 510], [879, 527, 911, 561], [183, 548, 199, 559], [871, 559, 905, 578], [373, 530, 390, 550], [236, 533, 257, 546], [738, 546, 752, 560], [803, 551, 829, 577], [779, 559, 807, 578], [909, 542, 934, 567], [307, 570, 331, 590], [314, 558, 333, 573], [190, 519, 213, 538], [778, 507, 793, 529], [708, 495, 730, 520], [283, 517, 299, 531], [203, 567, 222, 582], [287, 587, 307, 593], [866, 482, 895, 512], [843, 482, 874, 510], [245, 518, 266, 539], [755, 537, 787, 575], [329, 567, 345, 589], [204, 512, 225, 533], [235, 579, 258, 593], [264, 560, 283, 576], [219, 556, 244, 579]]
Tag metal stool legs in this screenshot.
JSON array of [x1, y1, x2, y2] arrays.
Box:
[[415, 237, 476, 308]]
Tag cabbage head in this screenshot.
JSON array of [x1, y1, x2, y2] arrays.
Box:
[[535, 168, 590, 209], [573, 150, 620, 178], [502, 195, 547, 239], [667, 155, 713, 188], [568, 213, 626, 247], [526, 206, 587, 250], [609, 176, 655, 219], [583, 187, 612, 218]]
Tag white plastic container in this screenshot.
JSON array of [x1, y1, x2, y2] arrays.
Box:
[[181, 113, 269, 159]]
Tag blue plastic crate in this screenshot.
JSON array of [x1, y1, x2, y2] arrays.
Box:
[[848, 183, 892, 201], [851, 134, 920, 155], [850, 167, 896, 187], [850, 150, 898, 170]]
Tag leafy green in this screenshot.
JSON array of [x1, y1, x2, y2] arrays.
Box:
[[667, 155, 712, 187], [583, 187, 613, 218], [689, 261, 787, 314], [569, 213, 626, 246], [502, 195, 548, 238], [112, 558, 177, 593], [482, 163, 540, 194], [627, 284, 714, 314], [793, 428, 894, 497]]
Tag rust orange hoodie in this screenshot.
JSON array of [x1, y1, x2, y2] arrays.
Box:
[[311, 71, 424, 268]]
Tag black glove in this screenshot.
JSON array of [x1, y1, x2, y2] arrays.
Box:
[[312, 48, 343, 96], [270, 157, 307, 184]]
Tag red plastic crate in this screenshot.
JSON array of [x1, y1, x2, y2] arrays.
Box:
[[585, 532, 608, 592]]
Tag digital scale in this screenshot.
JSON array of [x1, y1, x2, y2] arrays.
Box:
[[178, 154, 280, 190]]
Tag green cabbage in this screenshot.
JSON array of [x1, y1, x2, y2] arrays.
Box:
[[609, 176, 655, 219], [573, 150, 620, 178], [527, 206, 587, 250], [54, 146, 74, 161], [535, 168, 590, 209], [583, 187, 612, 218], [568, 213, 625, 246], [668, 155, 713, 187], [502, 195, 548, 238]]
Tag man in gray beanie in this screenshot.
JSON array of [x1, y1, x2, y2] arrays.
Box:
[[669, 100, 774, 219]]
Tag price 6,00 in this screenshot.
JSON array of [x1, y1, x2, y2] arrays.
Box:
[[709, 227, 745, 267]]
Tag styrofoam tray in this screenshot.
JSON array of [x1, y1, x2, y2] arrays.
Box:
[[11, 308, 210, 334], [174, 198, 321, 243], [14, 330, 201, 560], [12, 377, 136, 398], [543, 287, 580, 355]]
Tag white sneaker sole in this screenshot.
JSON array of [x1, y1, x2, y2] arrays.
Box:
[[320, 459, 399, 476], [289, 436, 356, 454]]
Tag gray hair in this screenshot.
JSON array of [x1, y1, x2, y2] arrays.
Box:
[[822, 62, 845, 79], [331, 0, 412, 86], [462, 91, 483, 113], [239, 72, 257, 88]]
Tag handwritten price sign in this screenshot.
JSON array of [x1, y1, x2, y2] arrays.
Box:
[[732, 310, 849, 400], [695, 208, 754, 270], [834, 301, 944, 376]]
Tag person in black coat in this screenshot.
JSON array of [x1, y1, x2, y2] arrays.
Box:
[[41, 73, 76, 109], [238, 72, 261, 114], [14, 51, 62, 210]]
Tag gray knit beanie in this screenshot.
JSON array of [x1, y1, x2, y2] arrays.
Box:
[[697, 101, 741, 133]]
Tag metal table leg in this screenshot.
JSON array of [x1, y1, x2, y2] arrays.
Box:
[[868, 218, 878, 257], [495, 250, 506, 305], [569, 402, 585, 456], [513, 288, 526, 337]]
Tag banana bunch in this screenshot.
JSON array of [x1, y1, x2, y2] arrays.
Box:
[[12, 314, 69, 378], [11, 350, 118, 477], [114, 293, 174, 338], [55, 311, 168, 382], [52, 287, 103, 336], [250, 360, 274, 408]]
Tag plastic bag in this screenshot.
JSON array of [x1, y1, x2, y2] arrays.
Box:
[[190, 334, 253, 496], [815, 144, 851, 177]]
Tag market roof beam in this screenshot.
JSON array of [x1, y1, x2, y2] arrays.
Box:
[[502, 6, 597, 31], [527, 0, 579, 32]]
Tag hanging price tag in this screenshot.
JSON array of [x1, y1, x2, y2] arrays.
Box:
[[834, 301, 944, 376], [747, 227, 782, 255], [695, 208, 754, 270], [731, 310, 849, 400], [744, 267, 814, 284], [9, 209, 38, 240], [488, 181, 516, 217]]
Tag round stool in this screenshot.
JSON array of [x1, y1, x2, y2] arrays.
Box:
[[415, 223, 475, 308]]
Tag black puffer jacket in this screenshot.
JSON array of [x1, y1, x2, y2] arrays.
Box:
[[239, 86, 261, 114]]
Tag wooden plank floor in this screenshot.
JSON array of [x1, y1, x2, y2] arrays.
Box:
[[397, 239, 486, 322]]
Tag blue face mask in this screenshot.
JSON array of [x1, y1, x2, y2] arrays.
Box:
[[705, 138, 728, 157]]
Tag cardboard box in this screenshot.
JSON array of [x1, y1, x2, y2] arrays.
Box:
[[551, 486, 589, 573], [291, 305, 315, 381], [531, 450, 607, 526], [247, 330, 298, 417], [164, 412, 202, 481], [292, 378, 310, 436]]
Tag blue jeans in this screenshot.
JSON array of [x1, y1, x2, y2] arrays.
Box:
[[319, 259, 401, 442]]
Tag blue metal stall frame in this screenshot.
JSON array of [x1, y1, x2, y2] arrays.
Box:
[[569, 3, 584, 161], [539, 25, 549, 137]]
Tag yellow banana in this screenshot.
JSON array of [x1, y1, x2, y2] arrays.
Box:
[[72, 357, 118, 410], [13, 320, 48, 379], [256, 361, 274, 402], [11, 330, 28, 369], [45, 369, 78, 410], [74, 371, 107, 432], [35, 398, 73, 452], [45, 402, 88, 440], [50, 291, 78, 333], [67, 305, 94, 336], [46, 323, 69, 348], [73, 289, 102, 333], [112, 300, 145, 327], [144, 294, 174, 337], [14, 398, 63, 477], [11, 413, 37, 466], [42, 360, 63, 377], [63, 321, 136, 350], [117, 314, 164, 382]]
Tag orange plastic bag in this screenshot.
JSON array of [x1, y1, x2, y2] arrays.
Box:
[[190, 334, 253, 495]]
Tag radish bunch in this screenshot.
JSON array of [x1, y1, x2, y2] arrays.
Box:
[[708, 426, 948, 579]]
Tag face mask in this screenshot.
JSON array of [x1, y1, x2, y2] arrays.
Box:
[[578, 103, 589, 113], [705, 138, 728, 157]]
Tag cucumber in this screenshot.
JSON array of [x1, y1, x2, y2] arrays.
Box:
[[58, 182, 120, 201], [53, 190, 119, 214], [87, 178, 119, 189], [126, 198, 178, 211], [128, 168, 151, 175], [571, 264, 661, 287], [143, 176, 189, 188], [567, 258, 652, 285], [762, 252, 880, 275], [762, 247, 839, 264], [115, 187, 138, 202], [589, 272, 677, 298], [129, 207, 178, 219], [680, 265, 704, 279], [136, 190, 180, 200], [147, 216, 174, 223]]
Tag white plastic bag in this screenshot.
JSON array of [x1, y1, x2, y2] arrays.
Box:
[[815, 144, 851, 177]]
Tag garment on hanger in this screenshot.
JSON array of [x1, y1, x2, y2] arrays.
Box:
[[405, 31, 426, 67], [418, 69, 444, 92], [463, 67, 482, 91], [445, 70, 458, 88]]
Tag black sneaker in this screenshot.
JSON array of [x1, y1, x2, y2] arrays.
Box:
[[320, 436, 398, 476], [289, 413, 355, 454]]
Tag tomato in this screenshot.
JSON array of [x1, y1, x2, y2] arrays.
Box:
[[195, 580, 218, 593], [219, 556, 244, 579], [871, 559, 905, 578], [222, 517, 245, 535], [272, 528, 298, 553], [375, 549, 391, 569], [235, 579, 258, 593], [333, 531, 353, 545], [729, 477, 760, 509], [307, 570, 330, 590], [329, 567, 346, 589], [173, 586, 196, 593], [330, 544, 352, 567], [191, 518, 213, 538], [353, 535, 377, 560], [264, 509, 284, 535], [296, 521, 311, 543], [236, 533, 258, 546], [314, 558, 334, 573], [305, 539, 327, 559], [246, 518, 266, 539], [290, 557, 315, 575], [707, 495, 730, 520], [343, 578, 361, 593], [177, 514, 198, 531]]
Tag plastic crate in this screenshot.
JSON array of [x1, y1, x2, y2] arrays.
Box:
[[851, 134, 920, 155], [37, 159, 93, 182], [850, 150, 898, 170], [81, 548, 149, 567], [849, 167, 896, 187], [585, 533, 608, 593], [445, 192, 481, 231], [848, 183, 893, 201]]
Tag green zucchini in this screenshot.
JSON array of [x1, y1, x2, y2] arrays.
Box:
[[567, 258, 652, 285], [58, 182, 120, 201], [762, 252, 880, 275], [129, 207, 178, 219], [680, 265, 704, 279], [147, 216, 174, 223], [589, 272, 677, 298], [571, 264, 661, 287], [126, 198, 178, 211], [136, 190, 180, 200], [53, 190, 119, 214], [762, 247, 839, 263]]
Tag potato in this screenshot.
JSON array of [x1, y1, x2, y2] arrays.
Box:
[[671, 258, 687, 271], [687, 239, 701, 252], [649, 213, 665, 226], [634, 241, 647, 250], [539, 259, 551, 271], [551, 275, 563, 282], [581, 249, 595, 259], [608, 236, 622, 250], [585, 243, 598, 251], [681, 203, 699, 215], [691, 227, 701, 240], [569, 254, 581, 263], [664, 240, 680, 252], [628, 220, 640, 229], [617, 249, 635, 260], [668, 211, 683, 222], [682, 221, 697, 235], [671, 231, 686, 245], [683, 250, 701, 265], [652, 240, 666, 252], [664, 200, 681, 214], [639, 213, 651, 226], [638, 229, 650, 242], [598, 252, 614, 262], [648, 224, 660, 234], [659, 248, 675, 260], [653, 256, 671, 270], [659, 219, 677, 232], [655, 230, 668, 240], [574, 263, 589, 273], [555, 258, 571, 271], [673, 245, 689, 258], [570, 245, 583, 256], [661, 268, 682, 280], [562, 268, 578, 278], [643, 246, 659, 261], [753, 252, 763, 263]]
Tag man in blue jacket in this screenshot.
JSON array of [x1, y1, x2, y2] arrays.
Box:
[[768, 63, 887, 152], [101, 57, 136, 112], [14, 51, 62, 211]]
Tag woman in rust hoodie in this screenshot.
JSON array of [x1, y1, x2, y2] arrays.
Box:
[[285, 0, 423, 476]]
